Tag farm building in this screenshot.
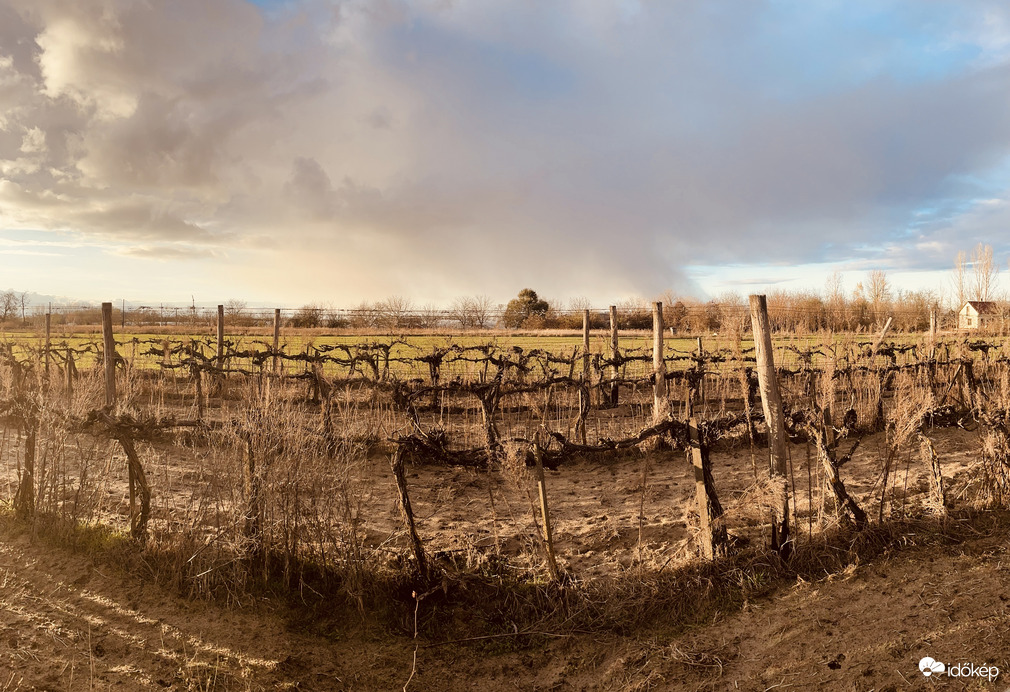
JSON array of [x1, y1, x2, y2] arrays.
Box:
[[958, 300, 998, 329]]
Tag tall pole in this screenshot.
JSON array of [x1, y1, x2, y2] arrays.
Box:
[[749, 294, 790, 556], [102, 302, 117, 407], [609, 305, 619, 406], [652, 302, 667, 424], [929, 310, 937, 361], [217, 304, 225, 366], [44, 311, 51, 379], [273, 308, 281, 374]]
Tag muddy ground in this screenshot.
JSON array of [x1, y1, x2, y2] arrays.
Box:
[[2, 502, 1009, 690], [3, 417, 1007, 690]]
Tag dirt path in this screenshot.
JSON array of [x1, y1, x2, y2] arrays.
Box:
[[3, 519, 1010, 691], [0, 527, 404, 690]]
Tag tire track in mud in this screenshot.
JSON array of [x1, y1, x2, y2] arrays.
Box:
[[0, 536, 350, 690]]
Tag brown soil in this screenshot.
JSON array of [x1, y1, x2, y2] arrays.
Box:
[[2, 424, 1007, 690], [2, 511, 1009, 690]]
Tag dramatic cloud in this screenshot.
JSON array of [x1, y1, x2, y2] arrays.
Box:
[[2, 0, 1010, 303]]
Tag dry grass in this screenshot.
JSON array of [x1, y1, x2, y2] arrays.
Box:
[[4, 330, 1010, 649]]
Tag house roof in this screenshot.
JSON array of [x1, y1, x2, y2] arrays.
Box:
[[963, 300, 999, 314]]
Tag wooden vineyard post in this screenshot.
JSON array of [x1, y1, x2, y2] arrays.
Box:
[[242, 432, 263, 558], [272, 308, 281, 374], [749, 295, 791, 557], [870, 316, 893, 357], [102, 302, 116, 407], [390, 446, 428, 580], [929, 310, 937, 360], [533, 437, 561, 582], [687, 336, 703, 418], [216, 304, 225, 366], [609, 305, 620, 406], [688, 417, 726, 559], [191, 349, 205, 421], [868, 316, 893, 431], [579, 309, 591, 444], [652, 302, 668, 425], [696, 336, 704, 412], [44, 311, 51, 380], [65, 348, 74, 402]]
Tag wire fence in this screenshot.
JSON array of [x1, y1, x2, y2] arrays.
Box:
[[0, 299, 991, 334]]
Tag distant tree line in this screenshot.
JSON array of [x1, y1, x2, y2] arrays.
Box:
[[8, 242, 1010, 333]]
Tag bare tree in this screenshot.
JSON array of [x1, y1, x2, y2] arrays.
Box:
[[18, 291, 29, 322], [0, 290, 17, 322], [223, 299, 251, 326], [291, 303, 324, 328], [450, 296, 476, 329], [349, 301, 378, 328], [566, 296, 593, 329], [416, 303, 441, 328], [378, 295, 413, 328], [657, 288, 679, 308], [866, 270, 891, 325], [471, 295, 495, 329], [224, 299, 247, 317], [715, 292, 747, 336], [952, 250, 967, 309], [825, 271, 845, 330], [970, 242, 998, 302]]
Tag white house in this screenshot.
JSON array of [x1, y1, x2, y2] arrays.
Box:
[[958, 301, 998, 330]]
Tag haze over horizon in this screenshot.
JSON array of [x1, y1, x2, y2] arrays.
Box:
[[3, 1, 1010, 307]]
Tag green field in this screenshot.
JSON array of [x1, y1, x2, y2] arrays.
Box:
[[0, 325, 949, 380]]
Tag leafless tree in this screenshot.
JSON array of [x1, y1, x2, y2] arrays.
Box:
[[450, 295, 496, 329], [224, 299, 247, 317], [715, 292, 747, 336], [416, 303, 441, 329], [224, 299, 252, 326], [0, 291, 17, 322], [825, 271, 846, 330], [657, 288, 679, 308], [471, 295, 495, 328], [450, 296, 476, 329], [970, 242, 998, 302], [348, 301, 378, 328], [292, 303, 325, 328], [18, 292, 29, 322], [952, 250, 967, 309], [866, 270, 891, 324], [378, 295, 413, 328]]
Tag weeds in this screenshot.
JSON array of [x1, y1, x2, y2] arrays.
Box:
[[2, 328, 1010, 648]]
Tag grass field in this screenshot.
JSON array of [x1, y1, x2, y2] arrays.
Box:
[[1, 318, 1008, 689], [0, 324, 940, 379]]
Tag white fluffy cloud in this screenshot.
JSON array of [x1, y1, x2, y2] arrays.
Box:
[[2, 0, 1010, 303]]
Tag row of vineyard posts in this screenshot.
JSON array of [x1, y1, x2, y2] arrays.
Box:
[[2, 296, 994, 584]]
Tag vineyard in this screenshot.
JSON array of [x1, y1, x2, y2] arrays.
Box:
[[2, 300, 1010, 660]]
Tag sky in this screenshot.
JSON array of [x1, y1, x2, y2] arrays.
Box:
[[3, 0, 1010, 308]]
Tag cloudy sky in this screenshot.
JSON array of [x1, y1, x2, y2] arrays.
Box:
[[2, 0, 1010, 307]]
